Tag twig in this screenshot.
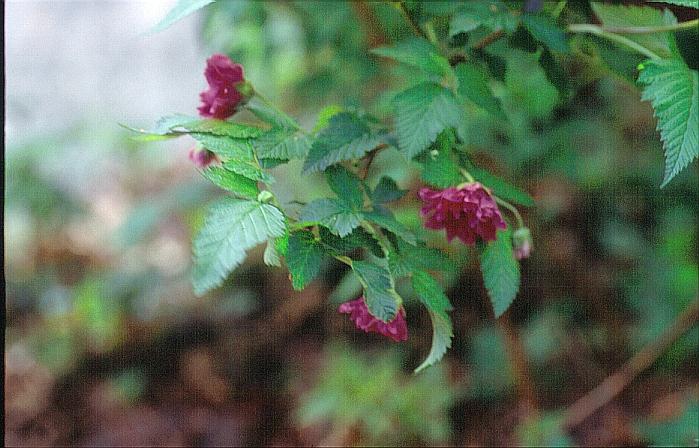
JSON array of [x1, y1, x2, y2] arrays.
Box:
[[498, 311, 540, 418], [473, 29, 505, 51], [562, 298, 699, 430], [359, 144, 387, 180]]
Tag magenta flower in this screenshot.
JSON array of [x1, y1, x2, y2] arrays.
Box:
[[338, 297, 408, 342], [198, 54, 246, 119], [188, 147, 218, 168], [418, 182, 507, 244]]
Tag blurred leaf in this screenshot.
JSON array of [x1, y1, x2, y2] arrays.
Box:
[[455, 63, 507, 119], [192, 198, 286, 295], [636, 398, 699, 446], [504, 50, 559, 119], [200, 166, 259, 198], [370, 176, 406, 203], [449, 0, 519, 36], [372, 37, 452, 77], [263, 240, 282, 267], [648, 0, 699, 7], [352, 260, 401, 322], [191, 133, 253, 159], [152, 0, 214, 32], [480, 228, 520, 317], [467, 325, 514, 397], [182, 119, 263, 138], [286, 230, 325, 290], [521, 13, 570, 53], [319, 227, 383, 258], [412, 271, 454, 373], [388, 240, 456, 278], [637, 58, 698, 187], [313, 104, 344, 132], [393, 83, 463, 159], [245, 96, 301, 130]]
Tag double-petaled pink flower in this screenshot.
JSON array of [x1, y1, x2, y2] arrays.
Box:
[[198, 54, 246, 119], [338, 297, 408, 342], [418, 182, 507, 244]]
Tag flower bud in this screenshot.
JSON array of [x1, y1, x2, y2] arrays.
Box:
[[512, 227, 533, 260]]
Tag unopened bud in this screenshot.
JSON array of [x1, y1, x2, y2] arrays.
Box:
[[512, 227, 533, 260]]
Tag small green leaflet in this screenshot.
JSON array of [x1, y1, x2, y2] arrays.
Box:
[[298, 199, 362, 237], [480, 228, 520, 317], [222, 159, 274, 184], [464, 160, 535, 207], [325, 165, 364, 210], [255, 128, 311, 160], [191, 133, 253, 160], [449, 0, 519, 37], [370, 176, 406, 204], [454, 63, 506, 120], [151, 0, 214, 33], [363, 210, 416, 245], [421, 147, 463, 188], [393, 83, 463, 159], [648, 0, 699, 8], [286, 231, 326, 290], [521, 13, 570, 53], [200, 167, 259, 199], [192, 198, 286, 295], [371, 37, 453, 78], [245, 96, 300, 130], [182, 119, 263, 139], [591, 3, 681, 59], [313, 104, 344, 132], [411, 271, 454, 373], [318, 227, 383, 258], [351, 260, 401, 322], [303, 113, 386, 173], [637, 59, 698, 187]]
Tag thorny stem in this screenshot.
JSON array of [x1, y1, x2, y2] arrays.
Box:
[[567, 24, 662, 60]]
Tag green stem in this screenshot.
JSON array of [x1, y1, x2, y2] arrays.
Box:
[[495, 196, 525, 229], [424, 20, 439, 46], [459, 168, 475, 183], [572, 19, 699, 35], [567, 24, 661, 60]]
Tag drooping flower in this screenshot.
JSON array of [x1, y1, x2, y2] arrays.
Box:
[[418, 182, 507, 245], [188, 146, 218, 168], [198, 54, 246, 119], [338, 297, 408, 342], [512, 227, 533, 260]]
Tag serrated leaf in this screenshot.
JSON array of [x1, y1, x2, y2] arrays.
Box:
[[244, 96, 300, 130], [464, 160, 534, 207], [455, 63, 506, 120], [325, 165, 364, 210], [411, 271, 454, 373], [313, 104, 344, 132], [298, 199, 362, 237], [200, 166, 259, 199], [318, 227, 384, 258], [363, 210, 416, 245], [182, 119, 263, 138], [591, 3, 680, 59], [449, 0, 519, 37], [371, 37, 452, 77], [152, 0, 214, 33], [393, 83, 463, 159], [222, 158, 274, 184], [421, 146, 463, 188], [191, 133, 253, 159], [303, 113, 386, 173], [637, 58, 699, 187], [154, 114, 200, 133], [648, 0, 699, 8], [370, 176, 406, 203], [254, 128, 311, 160], [286, 230, 326, 290], [480, 228, 520, 317], [388, 240, 455, 278], [351, 260, 401, 322], [521, 13, 570, 53], [263, 240, 282, 267], [192, 198, 286, 295]]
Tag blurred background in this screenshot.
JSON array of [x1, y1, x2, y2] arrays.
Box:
[[5, 1, 698, 446]]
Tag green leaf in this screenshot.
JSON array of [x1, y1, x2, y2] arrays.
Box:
[[244, 96, 300, 130], [152, 0, 214, 33], [421, 146, 463, 188], [449, 0, 519, 36], [222, 158, 274, 184], [504, 50, 559, 119], [325, 165, 364, 210], [464, 160, 535, 207], [393, 83, 463, 159], [480, 228, 520, 317], [254, 128, 311, 160], [286, 230, 326, 290], [182, 119, 263, 138], [318, 227, 383, 258], [299, 199, 362, 237], [192, 198, 286, 295], [591, 3, 680, 59], [370, 176, 406, 204], [303, 112, 386, 173], [363, 210, 416, 245], [648, 0, 699, 8], [200, 166, 259, 199], [637, 58, 699, 187], [454, 63, 506, 120], [371, 37, 452, 77], [412, 271, 454, 373], [153, 114, 199, 133], [191, 133, 253, 160], [388, 240, 455, 278], [521, 13, 570, 53], [313, 104, 344, 132], [263, 240, 282, 267], [351, 260, 401, 322]]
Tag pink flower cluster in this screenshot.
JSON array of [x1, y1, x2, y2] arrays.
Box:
[[418, 183, 507, 244], [338, 297, 408, 342], [198, 54, 246, 120]]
